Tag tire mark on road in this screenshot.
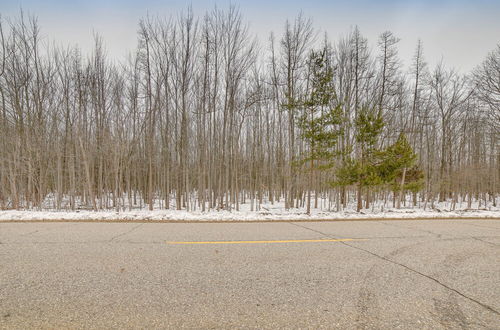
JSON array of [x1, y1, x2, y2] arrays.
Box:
[[431, 251, 482, 329], [354, 239, 435, 329], [356, 288, 379, 330], [344, 243, 500, 317], [288, 222, 500, 317], [433, 296, 470, 329]]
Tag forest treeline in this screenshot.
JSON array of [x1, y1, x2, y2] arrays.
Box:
[[0, 7, 498, 212]]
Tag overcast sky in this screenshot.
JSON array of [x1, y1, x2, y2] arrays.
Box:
[[2, 0, 499, 72]]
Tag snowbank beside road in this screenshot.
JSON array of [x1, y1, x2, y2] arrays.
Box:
[[1, 206, 499, 222]]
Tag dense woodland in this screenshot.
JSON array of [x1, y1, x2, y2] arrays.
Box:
[[0, 8, 498, 212]]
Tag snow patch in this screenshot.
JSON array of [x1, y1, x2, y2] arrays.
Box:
[[0, 202, 499, 222]]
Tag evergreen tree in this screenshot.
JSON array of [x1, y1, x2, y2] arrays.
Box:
[[335, 131, 423, 211], [378, 133, 423, 208], [336, 107, 385, 212], [298, 49, 343, 214]]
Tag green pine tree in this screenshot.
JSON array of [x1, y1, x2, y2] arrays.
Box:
[[334, 106, 384, 212], [377, 133, 423, 208], [298, 49, 343, 214]]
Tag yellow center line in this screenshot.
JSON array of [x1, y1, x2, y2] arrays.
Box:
[[166, 238, 366, 245]]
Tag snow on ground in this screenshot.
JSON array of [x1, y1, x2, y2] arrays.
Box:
[[0, 201, 499, 221]]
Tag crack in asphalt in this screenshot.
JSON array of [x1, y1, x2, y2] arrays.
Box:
[[18, 223, 80, 237], [378, 220, 443, 237], [428, 236, 500, 248], [471, 237, 499, 247], [287, 222, 341, 238], [288, 222, 500, 317], [21, 230, 41, 236], [461, 222, 500, 231], [109, 223, 144, 242]]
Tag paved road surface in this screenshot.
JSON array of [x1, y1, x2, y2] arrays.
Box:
[[0, 219, 499, 329]]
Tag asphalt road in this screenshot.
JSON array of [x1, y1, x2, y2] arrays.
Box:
[[0, 219, 499, 329]]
